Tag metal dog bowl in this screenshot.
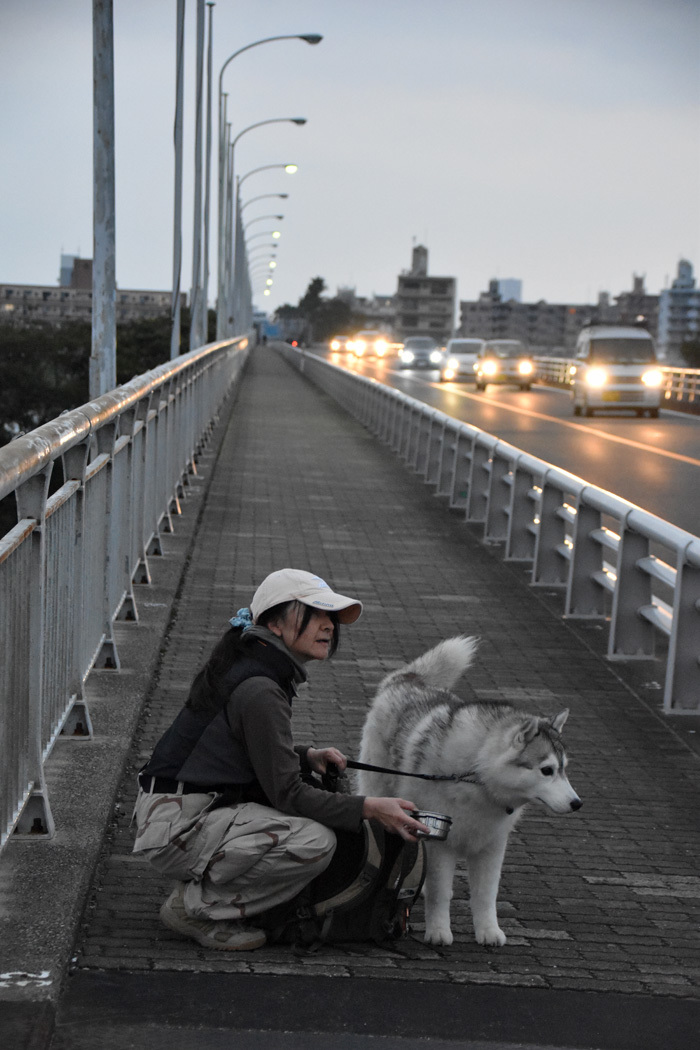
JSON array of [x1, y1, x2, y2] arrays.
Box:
[[413, 811, 452, 841]]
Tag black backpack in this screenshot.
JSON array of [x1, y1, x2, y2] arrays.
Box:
[[260, 819, 426, 948]]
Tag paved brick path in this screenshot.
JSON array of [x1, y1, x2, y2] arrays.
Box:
[[64, 345, 700, 1031]]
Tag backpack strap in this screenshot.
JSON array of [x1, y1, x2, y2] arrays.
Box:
[[312, 821, 383, 919], [372, 837, 427, 940]]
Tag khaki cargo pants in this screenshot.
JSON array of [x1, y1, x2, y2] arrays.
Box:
[[132, 787, 336, 920]]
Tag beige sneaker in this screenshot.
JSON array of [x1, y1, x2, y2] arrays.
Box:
[[159, 884, 266, 951]]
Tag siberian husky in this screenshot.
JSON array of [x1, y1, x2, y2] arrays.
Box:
[[357, 637, 582, 947]]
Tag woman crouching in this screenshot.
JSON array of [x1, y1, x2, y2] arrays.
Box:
[[133, 568, 427, 950]]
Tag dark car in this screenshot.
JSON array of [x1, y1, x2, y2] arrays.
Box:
[[398, 336, 444, 370]]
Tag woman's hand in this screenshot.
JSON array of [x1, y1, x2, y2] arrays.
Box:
[[306, 746, 347, 775], [362, 797, 430, 841]]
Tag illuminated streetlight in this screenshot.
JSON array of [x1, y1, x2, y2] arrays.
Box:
[[246, 232, 280, 245], [238, 164, 298, 190]]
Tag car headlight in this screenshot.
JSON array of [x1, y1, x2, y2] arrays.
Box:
[[430, 350, 443, 364], [330, 340, 340, 351], [585, 367, 608, 387], [569, 365, 577, 376], [447, 357, 459, 369], [401, 350, 415, 363], [375, 339, 387, 355], [443, 369, 456, 380], [518, 360, 534, 375], [482, 359, 498, 376], [642, 369, 663, 387]]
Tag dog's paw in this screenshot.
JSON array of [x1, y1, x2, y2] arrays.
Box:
[[424, 925, 453, 946], [475, 924, 506, 947]]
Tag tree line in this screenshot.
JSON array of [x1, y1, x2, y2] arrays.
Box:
[[0, 276, 360, 446], [273, 277, 368, 343], [0, 309, 216, 445]]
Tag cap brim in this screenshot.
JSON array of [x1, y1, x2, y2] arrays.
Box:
[[300, 591, 363, 624]]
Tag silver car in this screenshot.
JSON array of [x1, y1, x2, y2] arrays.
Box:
[[474, 340, 535, 390]]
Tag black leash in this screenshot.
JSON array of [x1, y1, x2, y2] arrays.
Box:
[[341, 759, 480, 785]]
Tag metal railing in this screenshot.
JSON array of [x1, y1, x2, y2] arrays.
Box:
[[535, 356, 700, 413], [0, 336, 250, 850], [280, 345, 700, 715]]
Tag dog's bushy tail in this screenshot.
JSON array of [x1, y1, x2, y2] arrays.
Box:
[[398, 636, 479, 692]]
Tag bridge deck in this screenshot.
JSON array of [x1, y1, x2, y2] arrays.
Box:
[[3, 345, 700, 1049]]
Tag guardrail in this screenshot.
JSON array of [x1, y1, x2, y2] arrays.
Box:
[[535, 356, 700, 414], [281, 345, 700, 716], [0, 335, 250, 850]]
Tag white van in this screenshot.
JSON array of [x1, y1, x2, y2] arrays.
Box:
[[570, 326, 663, 418]]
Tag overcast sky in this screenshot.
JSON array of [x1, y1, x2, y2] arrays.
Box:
[[2, 0, 699, 316]]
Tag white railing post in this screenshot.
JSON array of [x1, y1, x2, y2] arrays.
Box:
[[12, 468, 55, 839], [505, 460, 538, 563], [484, 445, 512, 543], [664, 545, 700, 713], [532, 474, 570, 588], [608, 522, 655, 659], [435, 422, 457, 499], [450, 429, 474, 511], [466, 437, 492, 524], [564, 498, 606, 618], [60, 439, 95, 735]]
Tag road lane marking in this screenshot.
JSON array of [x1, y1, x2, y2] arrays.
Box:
[[385, 370, 700, 469]]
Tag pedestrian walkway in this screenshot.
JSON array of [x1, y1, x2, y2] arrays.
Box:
[[3, 345, 700, 1049]]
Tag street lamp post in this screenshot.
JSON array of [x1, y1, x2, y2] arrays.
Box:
[[240, 192, 288, 214], [247, 248, 277, 263], [245, 232, 281, 245], [200, 1, 214, 347], [227, 165, 297, 337], [216, 33, 321, 335], [91, 0, 117, 394], [170, 0, 185, 360], [189, 0, 205, 351], [237, 163, 298, 190], [219, 130, 300, 339], [219, 121, 303, 337], [243, 214, 283, 231]]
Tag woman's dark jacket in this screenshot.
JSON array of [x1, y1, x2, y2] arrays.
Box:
[[141, 635, 364, 831]]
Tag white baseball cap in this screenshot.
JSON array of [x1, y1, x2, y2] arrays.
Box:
[[251, 568, 362, 625]]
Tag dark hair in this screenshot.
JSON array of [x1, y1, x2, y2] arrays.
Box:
[[185, 600, 340, 714]]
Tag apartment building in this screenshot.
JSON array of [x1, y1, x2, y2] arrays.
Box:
[[1, 256, 181, 327], [458, 276, 660, 354], [657, 260, 700, 359], [395, 245, 456, 344]]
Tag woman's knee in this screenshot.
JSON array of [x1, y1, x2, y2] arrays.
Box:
[[289, 818, 336, 871]]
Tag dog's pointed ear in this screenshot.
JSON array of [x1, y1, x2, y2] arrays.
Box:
[[550, 709, 569, 734], [512, 716, 540, 748]]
